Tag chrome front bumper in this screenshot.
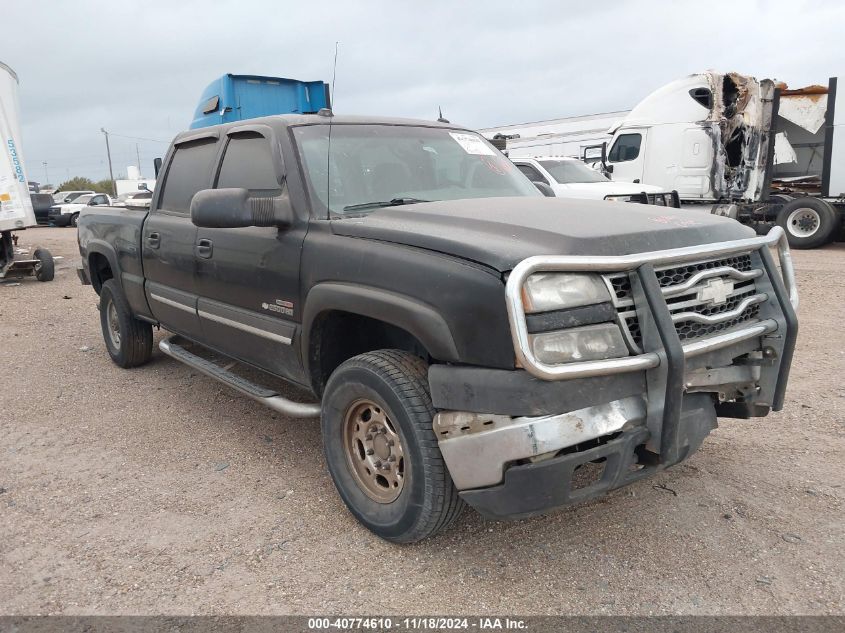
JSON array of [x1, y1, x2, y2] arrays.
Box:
[[435, 397, 646, 490]]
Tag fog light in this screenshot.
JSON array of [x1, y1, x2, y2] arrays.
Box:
[[530, 323, 628, 364]]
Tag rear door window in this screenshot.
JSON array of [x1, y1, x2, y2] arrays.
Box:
[[158, 138, 219, 214], [215, 133, 282, 195]]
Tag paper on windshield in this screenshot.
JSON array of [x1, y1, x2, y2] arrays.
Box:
[[449, 132, 495, 156]]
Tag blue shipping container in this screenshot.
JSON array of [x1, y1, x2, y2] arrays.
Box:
[[190, 74, 330, 129]]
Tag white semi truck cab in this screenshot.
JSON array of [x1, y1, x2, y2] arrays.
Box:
[[600, 72, 845, 249], [485, 71, 844, 249]]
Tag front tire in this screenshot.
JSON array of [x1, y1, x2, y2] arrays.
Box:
[[776, 197, 838, 249], [70, 213, 79, 228], [321, 350, 464, 543], [99, 279, 153, 368]]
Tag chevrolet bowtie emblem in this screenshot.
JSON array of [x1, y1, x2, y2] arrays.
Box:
[[697, 277, 734, 305]]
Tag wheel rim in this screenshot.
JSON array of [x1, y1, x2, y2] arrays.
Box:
[[106, 299, 121, 349], [71, 215, 78, 227], [342, 398, 405, 503], [786, 207, 820, 238]]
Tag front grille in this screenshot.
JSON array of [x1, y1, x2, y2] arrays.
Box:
[[656, 254, 753, 287], [674, 303, 760, 341], [606, 252, 765, 351]]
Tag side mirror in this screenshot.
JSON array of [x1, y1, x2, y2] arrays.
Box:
[[153, 157, 162, 178], [533, 181, 555, 197], [190, 188, 293, 229], [605, 164, 614, 174]]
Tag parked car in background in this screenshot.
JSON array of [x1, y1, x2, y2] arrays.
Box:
[[512, 157, 678, 205], [30, 193, 55, 224], [125, 190, 154, 208], [52, 190, 95, 204], [49, 193, 111, 227], [112, 190, 153, 208]]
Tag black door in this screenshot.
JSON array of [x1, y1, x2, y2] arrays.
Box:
[[193, 129, 306, 383], [142, 136, 219, 337]]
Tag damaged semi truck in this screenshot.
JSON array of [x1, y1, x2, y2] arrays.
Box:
[[483, 71, 845, 249]]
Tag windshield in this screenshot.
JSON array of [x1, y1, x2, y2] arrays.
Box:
[[539, 160, 609, 184], [293, 124, 540, 217], [73, 194, 94, 204]]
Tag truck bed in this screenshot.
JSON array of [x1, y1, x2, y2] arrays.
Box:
[[77, 204, 149, 303]]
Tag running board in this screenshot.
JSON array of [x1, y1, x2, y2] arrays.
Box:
[[158, 336, 321, 418]]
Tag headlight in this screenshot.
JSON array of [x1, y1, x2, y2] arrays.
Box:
[[529, 323, 628, 364], [522, 273, 610, 313]]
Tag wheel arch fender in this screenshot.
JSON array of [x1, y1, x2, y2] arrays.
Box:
[[86, 239, 121, 293], [301, 282, 461, 370]]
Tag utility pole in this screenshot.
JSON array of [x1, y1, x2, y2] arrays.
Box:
[[136, 143, 142, 178], [100, 128, 116, 196], [42, 161, 49, 187]]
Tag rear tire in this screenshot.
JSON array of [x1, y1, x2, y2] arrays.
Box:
[[776, 197, 838, 249], [34, 248, 54, 282], [321, 350, 464, 543], [99, 279, 153, 368]]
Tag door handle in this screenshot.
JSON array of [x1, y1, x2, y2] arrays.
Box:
[[147, 232, 160, 249], [196, 238, 213, 259]]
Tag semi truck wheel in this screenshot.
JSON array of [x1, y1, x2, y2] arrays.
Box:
[[777, 198, 838, 249], [33, 248, 54, 282], [99, 279, 153, 368], [321, 349, 464, 543]]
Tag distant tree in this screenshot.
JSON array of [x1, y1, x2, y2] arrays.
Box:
[[94, 179, 116, 195], [57, 176, 97, 192], [55, 176, 117, 195]]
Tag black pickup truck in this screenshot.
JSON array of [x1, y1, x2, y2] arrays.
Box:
[[77, 114, 799, 543]]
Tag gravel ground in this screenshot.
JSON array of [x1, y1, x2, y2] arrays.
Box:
[[1, 227, 843, 616]]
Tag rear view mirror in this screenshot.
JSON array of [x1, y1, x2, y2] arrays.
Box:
[[533, 181, 555, 197], [190, 188, 293, 229]]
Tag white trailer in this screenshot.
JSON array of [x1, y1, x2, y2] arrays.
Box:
[[0, 61, 53, 281], [480, 110, 627, 160]]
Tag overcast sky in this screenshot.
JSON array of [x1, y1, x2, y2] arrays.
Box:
[[6, 0, 845, 185]]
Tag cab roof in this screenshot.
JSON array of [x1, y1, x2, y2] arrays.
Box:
[[172, 113, 468, 146]]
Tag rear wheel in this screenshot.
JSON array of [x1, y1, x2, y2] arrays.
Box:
[[776, 197, 838, 249], [99, 279, 153, 368], [33, 248, 54, 282], [321, 350, 464, 543]]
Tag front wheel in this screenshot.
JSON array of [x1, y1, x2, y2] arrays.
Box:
[[70, 213, 79, 228], [776, 198, 838, 249], [99, 279, 153, 368], [321, 350, 464, 543]]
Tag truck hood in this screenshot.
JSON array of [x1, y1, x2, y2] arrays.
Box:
[[552, 180, 665, 199], [331, 197, 754, 272]]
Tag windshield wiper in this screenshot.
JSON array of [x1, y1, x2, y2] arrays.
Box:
[[342, 197, 430, 212]]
